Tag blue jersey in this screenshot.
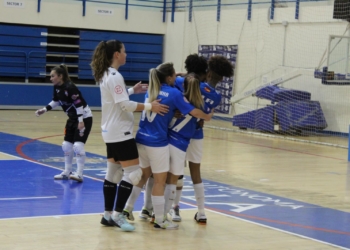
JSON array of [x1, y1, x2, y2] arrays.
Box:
[[174, 76, 185, 92], [168, 114, 198, 152], [193, 82, 222, 139], [175, 76, 222, 140], [135, 84, 195, 147]]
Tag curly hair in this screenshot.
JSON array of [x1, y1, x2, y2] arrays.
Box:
[[208, 55, 234, 77], [184, 54, 208, 75]]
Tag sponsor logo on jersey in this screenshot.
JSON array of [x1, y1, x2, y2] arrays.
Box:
[[159, 91, 169, 97], [204, 87, 211, 93], [71, 94, 79, 100], [115, 85, 123, 94], [183, 96, 189, 103]]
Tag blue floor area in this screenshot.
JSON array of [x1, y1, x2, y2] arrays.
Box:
[[0, 131, 350, 248]]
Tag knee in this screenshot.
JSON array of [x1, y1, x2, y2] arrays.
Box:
[[62, 141, 73, 155], [73, 142, 85, 156], [177, 178, 184, 188], [123, 166, 142, 186]]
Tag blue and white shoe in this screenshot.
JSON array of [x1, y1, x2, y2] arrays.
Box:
[[109, 213, 135, 232]]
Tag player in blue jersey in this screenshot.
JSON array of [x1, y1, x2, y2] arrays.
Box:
[[163, 73, 208, 219], [123, 62, 213, 230], [169, 55, 234, 223]]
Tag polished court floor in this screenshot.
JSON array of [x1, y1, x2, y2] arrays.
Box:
[[0, 110, 349, 250]]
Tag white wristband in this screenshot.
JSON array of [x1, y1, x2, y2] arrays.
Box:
[[128, 88, 134, 95], [43, 107, 47, 112], [144, 103, 152, 111], [78, 116, 83, 122]]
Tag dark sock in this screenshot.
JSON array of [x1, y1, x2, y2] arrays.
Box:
[[103, 179, 117, 211], [114, 180, 133, 213]]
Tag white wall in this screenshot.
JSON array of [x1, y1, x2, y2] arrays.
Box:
[[2, 0, 350, 133], [0, 0, 166, 34], [163, 3, 350, 133]]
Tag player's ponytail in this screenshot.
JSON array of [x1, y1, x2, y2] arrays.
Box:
[[183, 73, 204, 109], [148, 62, 175, 102], [52, 64, 71, 83], [91, 40, 123, 82]]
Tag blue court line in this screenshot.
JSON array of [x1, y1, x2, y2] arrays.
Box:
[[0, 131, 350, 249]]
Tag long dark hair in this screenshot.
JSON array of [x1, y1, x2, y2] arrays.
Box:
[[90, 40, 124, 82], [52, 64, 71, 83]]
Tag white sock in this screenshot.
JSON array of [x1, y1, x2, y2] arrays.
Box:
[[144, 177, 154, 210], [112, 211, 121, 219], [104, 211, 112, 220], [76, 154, 85, 176], [125, 186, 142, 212], [194, 183, 205, 215], [173, 189, 182, 207], [64, 150, 73, 174], [151, 195, 165, 223], [164, 184, 176, 216]]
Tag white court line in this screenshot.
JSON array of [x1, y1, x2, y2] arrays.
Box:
[[0, 152, 22, 160], [0, 196, 57, 201], [0, 151, 102, 182], [179, 200, 349, 250]]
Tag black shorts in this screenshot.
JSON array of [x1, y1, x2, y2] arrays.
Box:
[[106, 138, 139, 162], [64, 116, 93, 144]]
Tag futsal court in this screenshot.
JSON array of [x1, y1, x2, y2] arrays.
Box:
[[0, 110, 349, 250]]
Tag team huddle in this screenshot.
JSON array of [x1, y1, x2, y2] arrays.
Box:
[[36, 39, 234, 231]]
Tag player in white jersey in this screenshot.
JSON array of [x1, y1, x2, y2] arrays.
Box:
[[90, 40, 169, 232], [123, 62, 213, 230], [171, 55, 234, 224]]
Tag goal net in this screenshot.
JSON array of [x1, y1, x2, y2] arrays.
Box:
[[176, 0, 350, 148]]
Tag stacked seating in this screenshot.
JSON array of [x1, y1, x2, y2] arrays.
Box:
[[0, 24, 163, 83], [79, 31, 163, 81], [0, 24, 47, 79], [232, 85, 327, 132]]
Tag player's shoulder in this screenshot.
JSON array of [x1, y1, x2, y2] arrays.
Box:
[[200, 82, 215, 93]]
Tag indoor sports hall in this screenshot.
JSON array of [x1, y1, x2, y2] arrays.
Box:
[[1, 0, 350, 249]]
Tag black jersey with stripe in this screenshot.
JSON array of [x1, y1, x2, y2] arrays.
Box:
[[52, 82, 87, 119]]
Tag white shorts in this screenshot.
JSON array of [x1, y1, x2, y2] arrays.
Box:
[[169, 145, 186, 176], [185, 139, 203, 164], [137, 143, 170, 174]]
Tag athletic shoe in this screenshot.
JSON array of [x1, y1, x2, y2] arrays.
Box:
[[123, 209, 135, 221], [169, 205, 181, 222], [54, 171, 71, 180], [139, 208, 153, 220], [194, 212, 207, 224], [154, 219, 179, 230], [100, 216, 114, 226], [109, 213, 135, 232], [70, 172, 83, 182]]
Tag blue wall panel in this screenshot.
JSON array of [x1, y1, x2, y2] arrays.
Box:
[[0, 24, 47, 79], [0, 83, 145, 108]]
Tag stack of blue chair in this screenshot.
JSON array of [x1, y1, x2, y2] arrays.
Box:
[[232, 85, 327, 132]]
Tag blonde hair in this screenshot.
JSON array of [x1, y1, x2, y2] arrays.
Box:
[[90, 40, 123, 82], [148, 62, 174, 102], [183, 73, 204, 109]]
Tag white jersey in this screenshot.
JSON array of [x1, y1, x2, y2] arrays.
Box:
[[100, 67, 134, 143]]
